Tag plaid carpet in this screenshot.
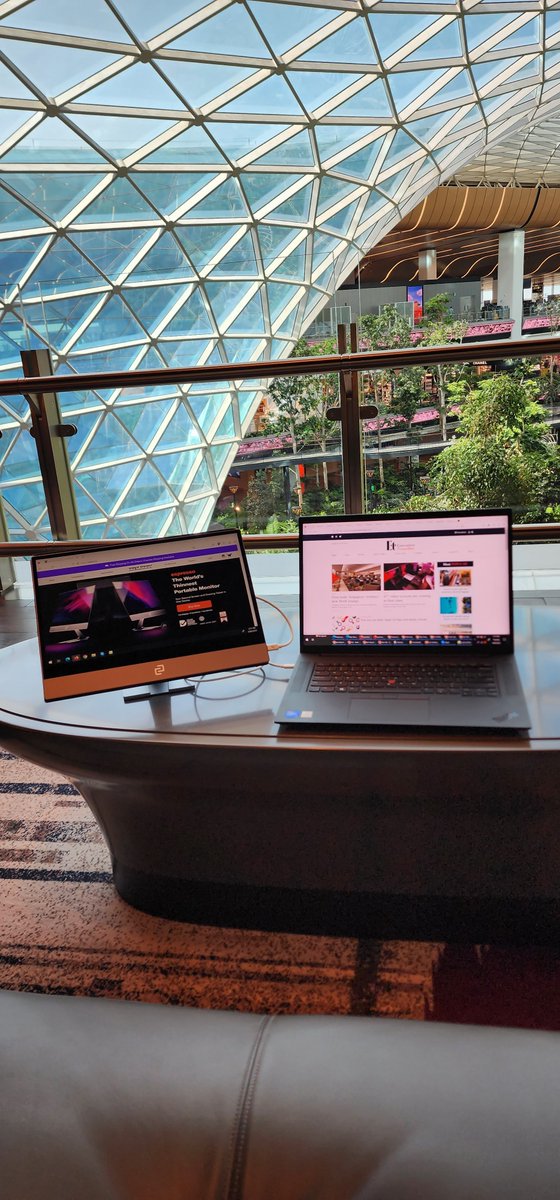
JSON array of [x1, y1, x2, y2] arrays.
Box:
[[1, 748, 560, 1028]]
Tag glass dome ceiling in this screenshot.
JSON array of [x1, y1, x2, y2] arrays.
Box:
[[0, 0, 556, 539]]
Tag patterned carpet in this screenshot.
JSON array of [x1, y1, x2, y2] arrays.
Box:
[[1, 748, 560, 1029]]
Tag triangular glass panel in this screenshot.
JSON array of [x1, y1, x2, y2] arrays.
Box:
[[70, 113, 177, 157], [163, 512, 184, 537], [312, 231, 341, 271], [242, 171, 304, 210], [78, 413, 140, 466], [169, 5, 270, 56], [3, 39, 119, 98], [267, 281, 300, 321], [184, 455, 212, 497], [189, 391, 226, 435], [213, 233, 259, 277], [0, 186, 48, 231], [205, 121, 289, 162], [111, 400, 173, 450], [2, 117, 106, 163], [2, 481, 47, 525], [267, 180, 313, 222], [248, 1, 334, 54], [77, 62, 183, 110], [222, 337, 266, 361], [377, 166, 410, 198], [388, 68, 447, 111], [253, 130, 314, 166], [302, 19, 376, 65], [320, 199, 359, 234], [159, 60, 256, 108], [465, 13, 526, 50], [421, 71, 474, 107], [127, 232, 194, 283], [221, 75, 304, 115], [6, 172, 105, 223], [163, 289, 214, 336], [406, 21, 463, 61], [72, 295, 146, 348], [185, 176, 249, 217], [369, 12, 438, 59], [75, 461, 138, 511], [270, 247, 306, 280], [360, 189, 390, 223], [115, 510, 172, 538], [407, 110, 455, 144], [68, 344, 141, 372], [117, 461, 172, 510], [228, 290, 265, 334], [117, 348, 174, 399], [0, 427, 41, 479], [211, 440, 233, 476], [239, 387, 259, 422], [212, 405, 236, 441], [383, 129, 419, 170], [0, 61, 36, 99], [472, 57, 526, 89], [73, 176, 158, 224], [317, 176, 356, 214], [175, 224, 240, 272], [25, 239, 105, 295], [336, 139, 383, 181], [315, 124, 379, 162], [3, 0, 132, 40], [205, 280, 255, 325], [331, 78, 392, 118], [498, 18, 540, 50], [303, 286, 327, 318], [152, 401, 202, 451], [107, 0, 209, 41], [270, 336, 293, 358], [0, 110, 38, 151], [158, 339, 212, 367], [259, 223, 302, 267], [153, 449, 199, 493], [20, 293, 102, 348], [287, 69, 361, 113], [70, 228, 154, 278], [143, 125, 226, 165], [131, 170, 215, 215], [312, 263, 334, 291]]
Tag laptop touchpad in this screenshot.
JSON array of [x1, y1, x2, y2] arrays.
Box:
[[349, 698, 430, 725]]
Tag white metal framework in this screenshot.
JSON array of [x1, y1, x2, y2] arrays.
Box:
[[0, 0, 557, 538]]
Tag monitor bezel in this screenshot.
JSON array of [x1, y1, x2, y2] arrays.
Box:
[[31, 529, 269, 702]]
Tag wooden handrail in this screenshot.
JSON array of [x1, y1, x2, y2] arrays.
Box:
[[0, 335, 559, 398]]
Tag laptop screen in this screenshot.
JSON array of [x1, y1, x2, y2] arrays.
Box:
[[32, 529, 268, 701], [300, 509, 513, 652]]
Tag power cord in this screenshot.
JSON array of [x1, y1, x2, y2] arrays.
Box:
[[256, 594, 295, 670]]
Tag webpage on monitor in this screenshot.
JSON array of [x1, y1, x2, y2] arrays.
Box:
[[301, 513, 511, 649]]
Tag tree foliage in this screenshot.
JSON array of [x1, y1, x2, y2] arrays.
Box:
[[429, 374, 560, 514]]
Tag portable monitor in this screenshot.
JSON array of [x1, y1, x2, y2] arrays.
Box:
[[32, 530, 268, 702]]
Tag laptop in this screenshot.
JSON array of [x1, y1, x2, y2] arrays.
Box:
[[275, 509, 531, 732]]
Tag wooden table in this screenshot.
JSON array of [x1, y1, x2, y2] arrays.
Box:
[[1, 596, 559, 942]]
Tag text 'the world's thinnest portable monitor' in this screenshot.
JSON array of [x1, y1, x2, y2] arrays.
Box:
[[276, 509, 530, 732], [32, 530, 268, 702]]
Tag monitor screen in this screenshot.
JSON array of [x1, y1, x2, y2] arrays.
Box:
[[32, 530, 268, 701], [300, 509, 513, 652]]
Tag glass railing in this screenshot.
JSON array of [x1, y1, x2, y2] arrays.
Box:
[[1, 333, 560, 563]]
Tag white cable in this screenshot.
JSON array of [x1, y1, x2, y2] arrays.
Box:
[[255, 594, 294, 651]]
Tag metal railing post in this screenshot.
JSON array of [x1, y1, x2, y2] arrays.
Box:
[[20, 349, 81, 542], [328, 323, 377, 514], [0, 494, 16, 593]]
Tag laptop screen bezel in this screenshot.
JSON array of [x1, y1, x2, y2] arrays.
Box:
[[298, 508, 514, 655]]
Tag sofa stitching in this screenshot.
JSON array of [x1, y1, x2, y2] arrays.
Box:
[[222, 1013, 275, 1200]]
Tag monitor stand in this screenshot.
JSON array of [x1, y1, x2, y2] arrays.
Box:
[[123, 680, 196, 704]]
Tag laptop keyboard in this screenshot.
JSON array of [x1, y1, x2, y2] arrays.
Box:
[[308, 662, 498, 697]]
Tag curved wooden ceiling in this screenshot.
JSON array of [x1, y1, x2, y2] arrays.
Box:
[[354, 186, 560, 286]]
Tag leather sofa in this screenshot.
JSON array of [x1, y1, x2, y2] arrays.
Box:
[[1, 987, 559, 1199]]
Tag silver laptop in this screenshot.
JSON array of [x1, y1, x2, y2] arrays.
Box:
[[275, 509, 531, 732]]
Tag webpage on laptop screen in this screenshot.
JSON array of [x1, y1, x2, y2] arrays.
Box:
[[301, 513, 511, 649]]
